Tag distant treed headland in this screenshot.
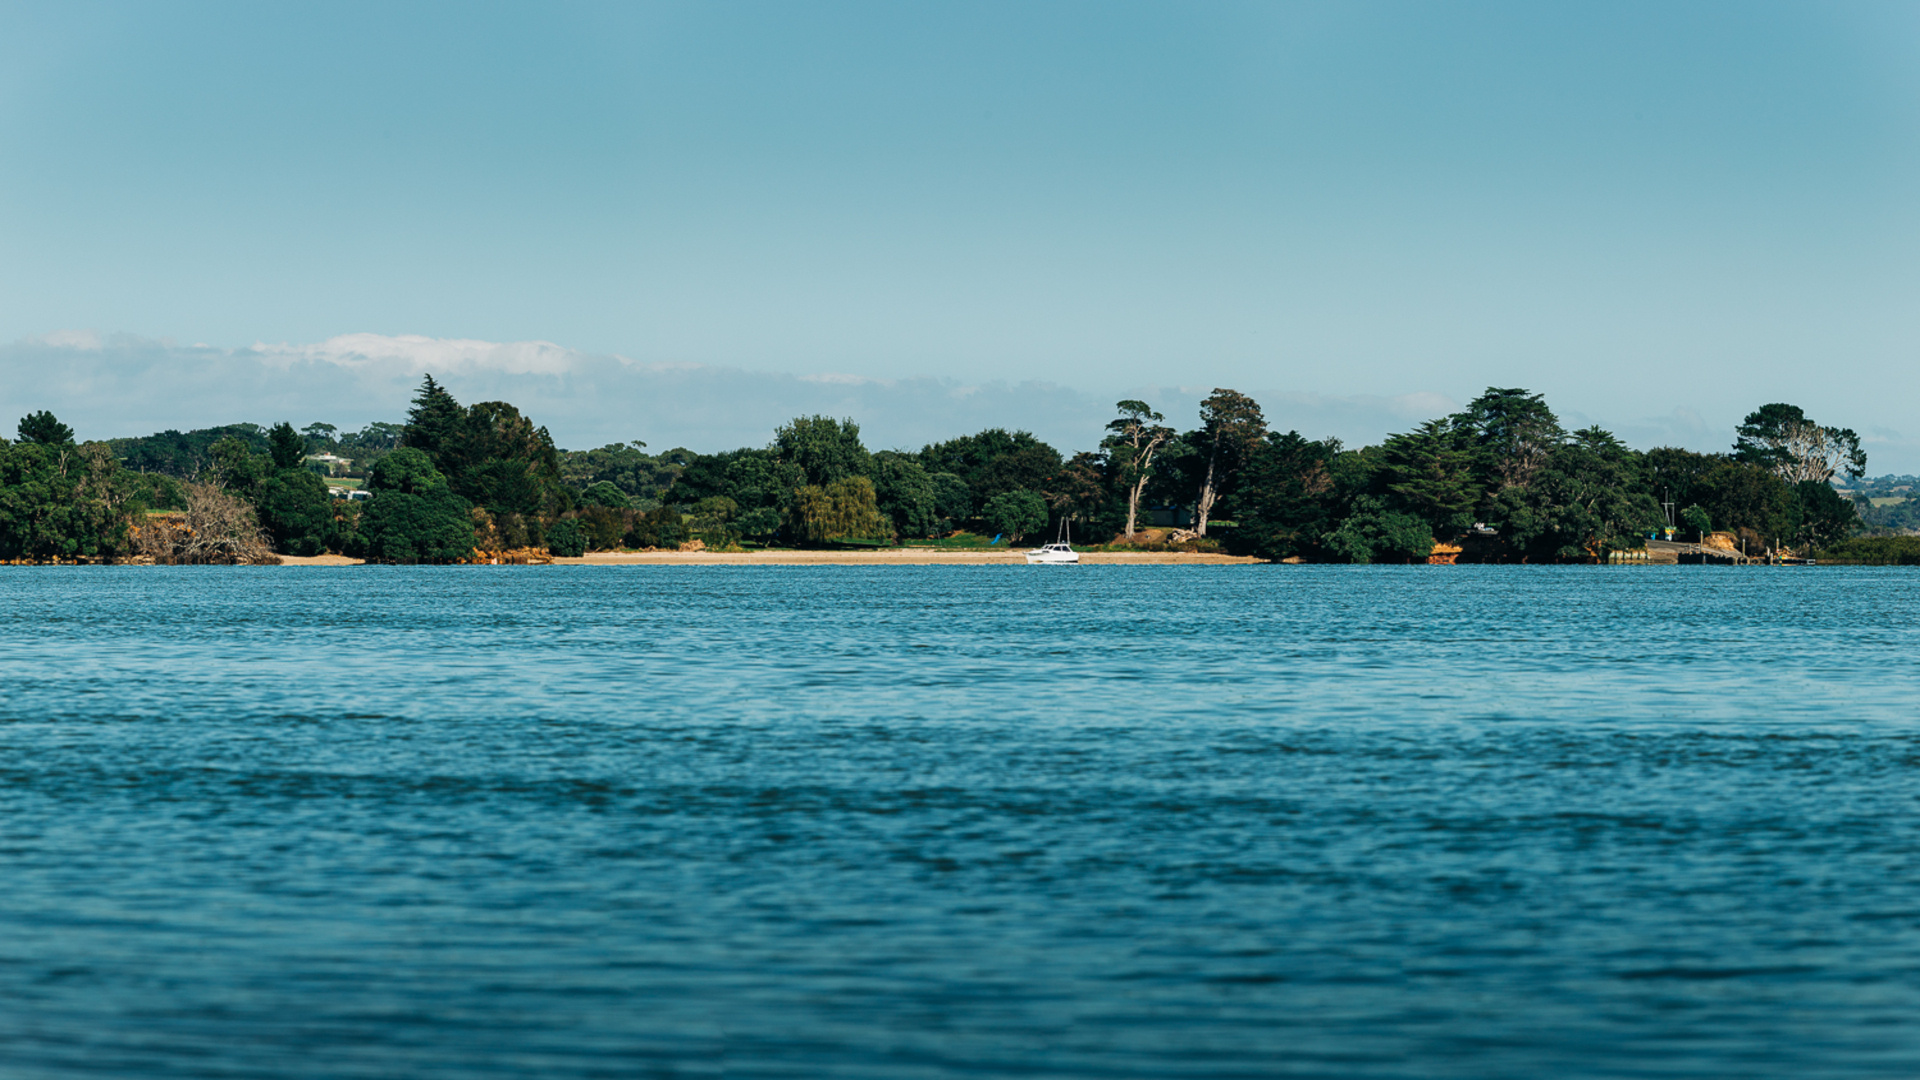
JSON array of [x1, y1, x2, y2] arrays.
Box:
[[1, 376, 1911, 565]]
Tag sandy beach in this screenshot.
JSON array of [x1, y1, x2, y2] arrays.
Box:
[[555, 549, 1264, 566], [268, 549, 1262, 566]]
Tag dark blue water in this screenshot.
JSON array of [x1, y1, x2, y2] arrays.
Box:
[[3, 565, 1919, 1078]]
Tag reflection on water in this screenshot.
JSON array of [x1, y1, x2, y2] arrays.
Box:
[[3, 565, 1919, 1078]]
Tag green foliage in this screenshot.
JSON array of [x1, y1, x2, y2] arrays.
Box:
[[441, 399, 571, 527], [361, 448, 474, 563], [871, 453, 940, 538], [982, 489, 1048, 542], [917, 428, 1062, 508], [774, 416, 872, 488], [17, 410, 76, 446], [1227, 432, 1339, 560], [1188, 388, 1267, 533], [571, 505, 627, 551], [1791, 480, 1860, 549], [1681, 503, 1711, 539], [1381, 419, 1479, 537], [670, 448, 803, 523], [107, 423, 270, 478], [1044, 452, 1115, 537], [1323, 495, 1434, 564], [267, 422, 306, 471], [625, 503, 686, 549], [1103, 400, 1174, 536], [208, 436, 272, 498], [1491, 427, 1662, 560], [0, 441, 139, 561], [580, 480, 631, 508], [560, 443, 677, 502], [400, 374, 465, 463], [790, 476, 886, 543], [301, 422, 338, 451], [370, 447, 446, 495], [258, 468, 334, 556], [1814, 536, 1920, 565], [546, 517, 588, 557], [735, 506, 783, 540], [1454, 388, 1564, 490], [1734, 402, 1866, 483], [685, 496, 741, 549], [929, 471, 973, 526], [1642, 447, 1797, 547], [126, 470, 188, 511]]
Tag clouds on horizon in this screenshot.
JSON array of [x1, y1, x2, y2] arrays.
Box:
[[4, 331, 1914, 472]]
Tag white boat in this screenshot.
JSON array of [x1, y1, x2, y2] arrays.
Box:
[[1025, 542, 1078, 564], [1025, 520, 1080, 564]]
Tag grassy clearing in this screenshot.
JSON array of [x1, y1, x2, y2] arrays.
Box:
[[900, 532, 1014, 549]]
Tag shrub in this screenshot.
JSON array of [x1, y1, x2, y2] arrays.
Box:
[[546, 517, 587, 557]]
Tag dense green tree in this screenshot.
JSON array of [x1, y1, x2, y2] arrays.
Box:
[[929, 472, 973, 528], [267, 422, 306, 470], [673, 448, 805, 521], [438, 400, 571, 532], [208, 435, 272, 498], [1790, 480, 1859, 550], [108, 424, 270, 478], [774, 416, 872, 488], [1491, 426, 1662, 560], [917, 428, 1062, 507], [1734, 403, 1866, 483], [1644, 446, 1800, 547], [789, 477, 886, 543], [580, 481, 631, 508], [558, 441, 680, 502], [625, 503, 687, 549], [735, 506, 783, 540], [1038, 451, 1114, 539], [983, 489, 1048, 543], [871, 453, 940, 538], [1699, 458, 1798, 543], [683, 496, 741, 549], [17, 410, 75, 446], [546, 518, 588, 557], [1680, 504, 1711, 540], [0, 440, 140, 561], [400, 374, 465, 464], [1323, 495, 1434, 564], [1381, 420, 1480, 537], [1103, 400, 1174, 537], [1229, 432, 1339, 560], [301, 422, 339, 451], [1189, 389, 1267, 536], [340, 422, 404, 453], [257, 468, 335, 556], [1454, 388, 1564, 491], [360, 448, 475, 563]]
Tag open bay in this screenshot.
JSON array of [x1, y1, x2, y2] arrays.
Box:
[[3, 564, 1918, 1078]]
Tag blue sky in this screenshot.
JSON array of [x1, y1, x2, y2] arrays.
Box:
[[3, 1, 1918, 465]]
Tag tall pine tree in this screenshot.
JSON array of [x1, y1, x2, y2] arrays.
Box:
[[400, 375, 464, 469]]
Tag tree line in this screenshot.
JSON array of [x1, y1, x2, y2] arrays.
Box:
[[0, 377, 1876, 563]]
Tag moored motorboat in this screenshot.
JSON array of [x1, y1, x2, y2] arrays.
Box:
[[1025, 542, 1079, 564], [1025, 520, 1080, 564]]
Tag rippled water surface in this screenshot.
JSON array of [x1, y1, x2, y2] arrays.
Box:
[[4, 564, 1920, 1078]]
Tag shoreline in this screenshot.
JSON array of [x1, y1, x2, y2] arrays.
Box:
[[555, 549, 1263, 566], [267, 550, 1264, 567]]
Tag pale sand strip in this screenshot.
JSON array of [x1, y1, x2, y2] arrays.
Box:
[[273, 554, 367, 566], [556, 549, 1263, 566], [272, 550, 1263, 567]]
